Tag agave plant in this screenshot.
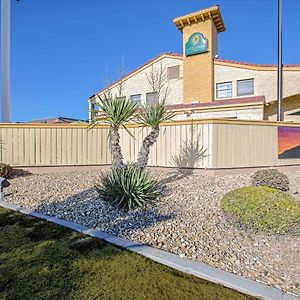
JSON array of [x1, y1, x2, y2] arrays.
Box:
[[93, 95, 137, 169], [137, 101, 174, 170], [95, 163, 161, 210]]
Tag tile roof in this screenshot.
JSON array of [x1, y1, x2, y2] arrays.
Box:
[[215, 58, 300, 68], [173, 5, 225, 32], [29, 117, 88, 124], [165, 96, 265, 111]]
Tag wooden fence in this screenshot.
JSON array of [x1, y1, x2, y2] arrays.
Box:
[[1, 119, 300, 169]]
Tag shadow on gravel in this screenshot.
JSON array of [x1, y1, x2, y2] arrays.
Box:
[[159, 171, 193, 185], [12, 168, 33, 178], [33, 187, 176, 238]]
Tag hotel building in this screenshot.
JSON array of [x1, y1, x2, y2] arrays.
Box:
[[88, 6, 300, 123]]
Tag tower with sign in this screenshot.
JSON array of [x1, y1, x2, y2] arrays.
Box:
[[173, 6, 225, 103]]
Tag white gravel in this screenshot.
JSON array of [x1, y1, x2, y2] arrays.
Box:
[[5, 169, 300, 297]]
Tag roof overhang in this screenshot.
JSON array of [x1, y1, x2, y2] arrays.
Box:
[[166, 96, 265, 112], [173, 5, 225, 32]]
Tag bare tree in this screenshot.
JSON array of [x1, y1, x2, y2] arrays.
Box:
[[146, 61, 168, 103]]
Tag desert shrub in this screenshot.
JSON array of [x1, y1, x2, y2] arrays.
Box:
[[251, 169, 289, 191], [221, 186, 300, 234], [95, 163, 161, 210], [0, 163, 13, 179]]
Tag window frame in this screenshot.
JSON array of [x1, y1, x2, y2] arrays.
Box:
[[116, 96, 126, 101], [237, 78, 254, 96], [146, 92, 159, 105], [130, 94, 142, 106], [167, 65, 180, 80], [216, 81, 233, 99]]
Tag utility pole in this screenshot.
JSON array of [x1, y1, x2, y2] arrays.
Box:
[[277, 0, 284, 122], [0, 0, 10, 123]]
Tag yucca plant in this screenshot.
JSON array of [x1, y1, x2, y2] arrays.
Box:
[[93, 95, 137, 169], [137, 101, 174, 170], [95, 163, 161, 210]]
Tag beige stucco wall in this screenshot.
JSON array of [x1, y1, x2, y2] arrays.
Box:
[[90, 55, 300, 122], [96, 56, 183, 106], [172, 105, 264, 121], [265, 94, 300, 122], [214, 64, 300, 103]]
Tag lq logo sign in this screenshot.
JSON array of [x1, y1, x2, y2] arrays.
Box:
[[185, 32, 208, 56]]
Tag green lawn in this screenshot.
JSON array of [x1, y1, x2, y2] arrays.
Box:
[[0, 207, 257, 300]]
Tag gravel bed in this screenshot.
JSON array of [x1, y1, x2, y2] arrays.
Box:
[[5, 169, 300, 297]]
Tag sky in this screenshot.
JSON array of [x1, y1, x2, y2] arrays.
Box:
[[3, 0, 300, 122]]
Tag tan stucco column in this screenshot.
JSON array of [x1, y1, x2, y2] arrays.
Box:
[[173, 6, 225, 103]]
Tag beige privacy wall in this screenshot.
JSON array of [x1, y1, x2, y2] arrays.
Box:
[[211, 120, 300, 168], [0, 122, 213, 168], [0, 124, 111, 166], [119, 122, 213, 168], [1, 120, 300, 169]]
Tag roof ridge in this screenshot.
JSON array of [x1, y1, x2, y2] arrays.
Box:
[[215, 58, 300, 67]]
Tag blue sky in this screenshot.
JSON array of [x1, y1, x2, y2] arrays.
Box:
[[5, 0, 300, 122]]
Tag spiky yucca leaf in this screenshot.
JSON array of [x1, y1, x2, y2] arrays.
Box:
[[95, 164, 161, 210], [138, 101, 174, 128], [95, 95, 137, 127]]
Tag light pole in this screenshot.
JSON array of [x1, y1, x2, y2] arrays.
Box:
[[0, 0, 10, 123], [277, 0, 283, 122]]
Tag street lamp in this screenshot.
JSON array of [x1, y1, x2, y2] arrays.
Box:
[[0, 0, 11, 123], [277, 0, 284, 122]]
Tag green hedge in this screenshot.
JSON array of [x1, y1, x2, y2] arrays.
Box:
[[221, 186, 300, 234]]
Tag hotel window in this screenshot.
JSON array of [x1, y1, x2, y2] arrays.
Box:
[[168, 65, 180, 80], [116, 96, 126, 101], [146, 92, 158, 105], [237, 79, 254, 96], [216, 82, 232, 98], [131, 94, 142, 106]]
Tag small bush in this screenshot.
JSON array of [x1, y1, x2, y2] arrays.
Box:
[[221, 186, 300, 234], [251, 169, 289, 191], [95, 163, 161, 210], [0, 163, 13, 179]]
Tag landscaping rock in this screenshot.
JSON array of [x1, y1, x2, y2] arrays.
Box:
[[5, 169, 300, 298]]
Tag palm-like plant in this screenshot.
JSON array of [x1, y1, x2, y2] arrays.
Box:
[[137, 101, 174, 170], [94, 95, 137, 169]]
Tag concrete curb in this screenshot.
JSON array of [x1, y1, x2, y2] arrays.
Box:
[[0, 200, 299, 300]]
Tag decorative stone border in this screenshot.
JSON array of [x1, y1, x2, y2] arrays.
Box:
[[0, 199, 298, 300]]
